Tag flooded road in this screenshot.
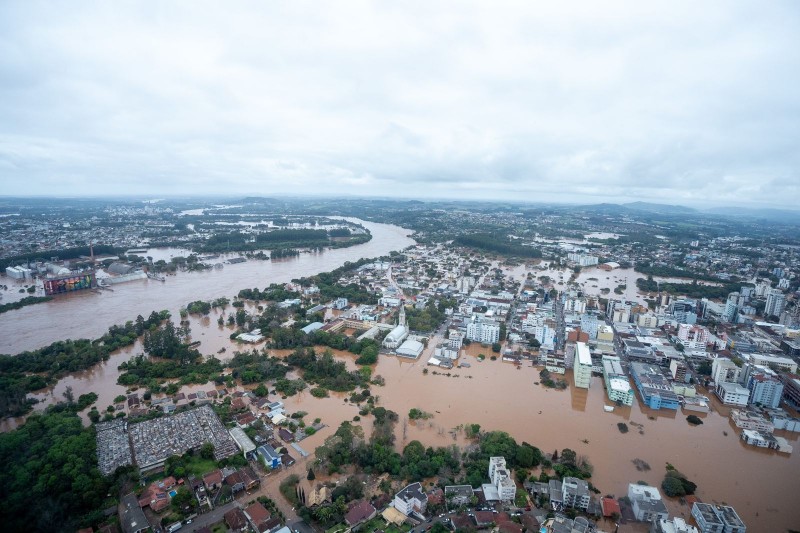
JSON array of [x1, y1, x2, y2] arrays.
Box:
[[0, 219, 414, 354]]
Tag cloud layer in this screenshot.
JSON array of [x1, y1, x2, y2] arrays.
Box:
[[1, 1, 799, 207]]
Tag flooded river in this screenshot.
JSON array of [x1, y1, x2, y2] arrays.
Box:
[[0, 219, 414, 354]]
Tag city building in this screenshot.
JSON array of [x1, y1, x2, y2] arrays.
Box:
[[651, 517, 699, 533], [627, 484, 668, 523], [670, 360, 688, 383], [567, 253, 599, 267], [780, 374, 800, 409], [669, 300, 698, 325], [573, 342, 592, 389], [579, 313, 599, 339], [393, 482, 428, 516], [742, 353, 797, 374], [712, 358, 741, 385], [120, 493, 150, 533], [488, 457, 517, 502], [602, 355, 634, 405], [765, 288, 786, 318], [723, 292, 739, 323], [630, 362, 680, 410], [744, 370, 784, 408], [466, 316, 500, 344], [691, 503, 746, 533], [383, 307, 409, 349], [677, 324, 709, 349], [715, 382, 750, 406], [561, 477, 590, 511], [229, 427, 256, 458]]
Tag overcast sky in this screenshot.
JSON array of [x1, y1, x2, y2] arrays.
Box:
[[1, 2, 798, 207]]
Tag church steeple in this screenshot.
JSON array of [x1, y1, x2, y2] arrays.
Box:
[[398, 304, 406, 327]]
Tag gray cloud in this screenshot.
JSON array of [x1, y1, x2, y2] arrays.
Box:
[[0, 1, 798, 207]]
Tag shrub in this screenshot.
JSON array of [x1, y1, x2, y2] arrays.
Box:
[[617, 422, 629, 434]]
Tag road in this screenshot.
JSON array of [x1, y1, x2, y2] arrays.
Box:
[[182, 501, 239, 532]]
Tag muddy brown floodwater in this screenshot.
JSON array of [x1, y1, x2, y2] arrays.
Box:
[[2, 225, 797, 531]]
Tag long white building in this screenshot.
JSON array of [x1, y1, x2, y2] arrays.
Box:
[[466, 317, 500, 344]]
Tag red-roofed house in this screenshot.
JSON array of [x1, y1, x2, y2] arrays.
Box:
[[473, 511, 495, 527], [601, 497, 621, 518], [224, 508, 248, 532], [244, 502, 272, 533], [345, 500, 377, 527], [203, 469, 223, 491]]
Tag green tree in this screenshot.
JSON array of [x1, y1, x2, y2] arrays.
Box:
[[200, 442, 215, 460]]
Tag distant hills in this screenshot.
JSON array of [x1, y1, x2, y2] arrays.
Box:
[[571, 200, 800, 223]]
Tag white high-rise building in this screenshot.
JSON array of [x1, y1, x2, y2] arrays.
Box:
[[764, 288, 786, 318], [488, 457, 516, 502], [466, 317, 500, 344], [574, 342, 592, 389], [712, 358, 741, 385]]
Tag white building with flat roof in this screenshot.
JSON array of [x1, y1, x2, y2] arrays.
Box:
[[742, 353, 797, 374], [602, 355, 633, 405], [715, 382, 749, 406], [229, 427, 256, 457], [574, 342, 592, 389]]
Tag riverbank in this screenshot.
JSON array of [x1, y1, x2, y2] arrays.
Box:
[[0, 218, 414, 354]]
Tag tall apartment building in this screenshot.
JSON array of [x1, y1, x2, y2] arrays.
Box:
[[669, 300, 698, 325], [723, 292, 739, 323], [560, 477, 590, 510], [448, 331, 464, 350], [743, 369, 784, 408], [573, 342, 592, 389], [567, 253, 598, 267], [466, 317, 500, 344], [579, 313, 599, 339], [765, 288, 786, 318], [677, 324, 709, 349], [488, 457, 516, 502], [712, 358, 741, 385]]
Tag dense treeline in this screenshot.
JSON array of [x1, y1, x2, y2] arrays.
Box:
[[269, 328, 381, 365], [0, 244, 122, 270], [117, 355, 223, 388], [286, 348, 369, 392], [256, 229, 328, 243], [271, 248, 300, 259], [405, 299, 456, 332], [315, 419, 544, 490], [455, 234, 543, 258], [313, 257, 379, 304], [142, 321, 198, 364], [194, 228, 367, 254], [227, 351, 289, 384], [0, 310, 170, 417], [0, 406, 128, 532], [0, 295, 53, 315], [238, 284, 300, 302], [636, 277, 738, 300], [634, 263, 724, 282]]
